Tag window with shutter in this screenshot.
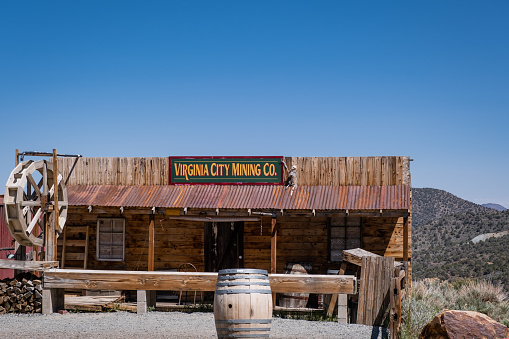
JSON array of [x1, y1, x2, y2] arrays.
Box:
[[329, 217, 361, 262], [97, 218, 125, 261]]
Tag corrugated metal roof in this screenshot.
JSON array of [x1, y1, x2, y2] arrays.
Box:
[[67, 185, 410, 211]]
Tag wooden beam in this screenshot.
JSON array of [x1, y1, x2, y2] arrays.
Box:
[[53, 149, 59, 259], [43, 269, 356, 294], [343, 248, 403, 268], [0, 259, 59, 271], [148, 214, 155, 271], [270, 274, 355, 294], [403, 216, 409, 262]]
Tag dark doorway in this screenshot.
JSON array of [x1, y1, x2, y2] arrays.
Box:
[[204, 222, 244, 272]]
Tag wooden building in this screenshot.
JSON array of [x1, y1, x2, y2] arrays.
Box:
[[0, 195, 15, 279], [55, 156, 412, 284]]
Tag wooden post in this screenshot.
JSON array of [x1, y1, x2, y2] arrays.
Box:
[[403, 216, 409, 262], [14, 149, 26, 275], [61, 226, 67, 268], [52, 149, 59, 261], [271, 217, 277, 307], [390, 271, 404, 339], [42, 288, 64, 314], [148, 214, 155, 271], [43, 161, 53, 261], [137, 290, 156, 314], [326, 260, 348, 317], [84, 225, 89, 269], [337, 294, 348, 324]]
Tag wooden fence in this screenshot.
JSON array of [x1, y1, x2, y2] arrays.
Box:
[[57, 156, 411, 186]]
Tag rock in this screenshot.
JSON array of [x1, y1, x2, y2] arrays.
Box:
[[420, 310, 509, 339]]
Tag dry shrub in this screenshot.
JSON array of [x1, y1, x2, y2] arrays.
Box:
[[401, 279, 509, 339]]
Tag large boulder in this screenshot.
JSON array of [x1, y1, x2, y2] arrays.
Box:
[[420, 310, 509, 339]]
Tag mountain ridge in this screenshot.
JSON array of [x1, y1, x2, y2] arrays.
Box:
[[412, 188, 492, 227], [482, 203, 507, 211], [412, 188, 509, 291]]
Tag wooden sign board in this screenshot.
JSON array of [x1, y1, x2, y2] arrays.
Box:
[[169, 156, 283, 185]]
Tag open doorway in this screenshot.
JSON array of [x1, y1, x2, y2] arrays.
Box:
[[204, 221, 244, 272]]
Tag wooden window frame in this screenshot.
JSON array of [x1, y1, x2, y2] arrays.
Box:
[[328, 217, 362, 262], [96, 218, 125, 262]]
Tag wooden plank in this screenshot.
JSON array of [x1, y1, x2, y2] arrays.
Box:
[[360, 157, 369, 186], [353, 157, 361, 185], [342, 248, 403, 268], [65, 253, 85, 260], [65, 295, 122, 312], [0, 259, 59, 271], [357, 256, 394, 326], [64, 239, 87, 247], [270, 274, 355, 294], [43, 269, 356, 294]]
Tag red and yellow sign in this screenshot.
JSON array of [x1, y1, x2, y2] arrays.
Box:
[[169, 157, 283, 185]]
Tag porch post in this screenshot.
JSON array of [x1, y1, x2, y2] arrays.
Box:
[[148, 214, 155, 271], [271, 217, 277, 307], [403, 216, 409, 262]]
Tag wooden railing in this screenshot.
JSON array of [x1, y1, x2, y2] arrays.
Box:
[[42, 269, 356, 314]]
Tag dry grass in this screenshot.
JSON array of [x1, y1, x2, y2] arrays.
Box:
[[401, 279, 509, 339]]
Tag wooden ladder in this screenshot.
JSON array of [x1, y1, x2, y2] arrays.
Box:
[[59, 226, 89, 269]]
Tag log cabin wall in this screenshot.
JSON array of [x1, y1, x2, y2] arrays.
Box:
[[61, 207, 205, 271], [61, 211, 411, 274], [244, 216, 411, 275], [57, 156, 411, 186]]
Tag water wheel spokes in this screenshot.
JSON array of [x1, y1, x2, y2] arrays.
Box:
[[4, 160, 68, 247]]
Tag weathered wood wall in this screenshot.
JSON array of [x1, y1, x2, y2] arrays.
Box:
[[61, 210, 410, 274], [57, 156, 411, 186], [61, 208, 205, 271]]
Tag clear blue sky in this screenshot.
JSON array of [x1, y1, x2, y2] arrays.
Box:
[[1, 1, 508, 206]]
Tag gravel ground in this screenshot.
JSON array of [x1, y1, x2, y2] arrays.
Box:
[[0, 311, 388, 338]]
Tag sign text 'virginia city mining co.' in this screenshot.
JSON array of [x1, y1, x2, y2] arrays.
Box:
[[169, 156, 283, 184]]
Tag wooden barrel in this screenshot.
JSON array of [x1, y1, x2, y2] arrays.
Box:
[[279, 262, 311, 308], [214, 269, 272, 338]]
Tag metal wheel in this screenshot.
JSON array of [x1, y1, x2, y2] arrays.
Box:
[[4, 160, 67, 247]]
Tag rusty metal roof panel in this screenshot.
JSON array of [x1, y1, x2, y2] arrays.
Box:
[[66, 185, 410, 211]]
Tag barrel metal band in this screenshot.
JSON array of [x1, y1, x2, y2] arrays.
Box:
[[217, 336, 269, 338], [215, 319, 272, 324], [218, 275, 268, 281], [216, 328, 271, 332], [216, 281, 271, 287], [215, 289, 271, 294], [218, 269, 268, 275]]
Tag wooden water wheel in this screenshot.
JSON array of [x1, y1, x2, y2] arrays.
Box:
[[4, 160, 67, 247]]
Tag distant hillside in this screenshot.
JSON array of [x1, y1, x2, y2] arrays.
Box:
[[413, 209, 509, 291], [482, 203, 507, 211], [412, 188, 492, 227]]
